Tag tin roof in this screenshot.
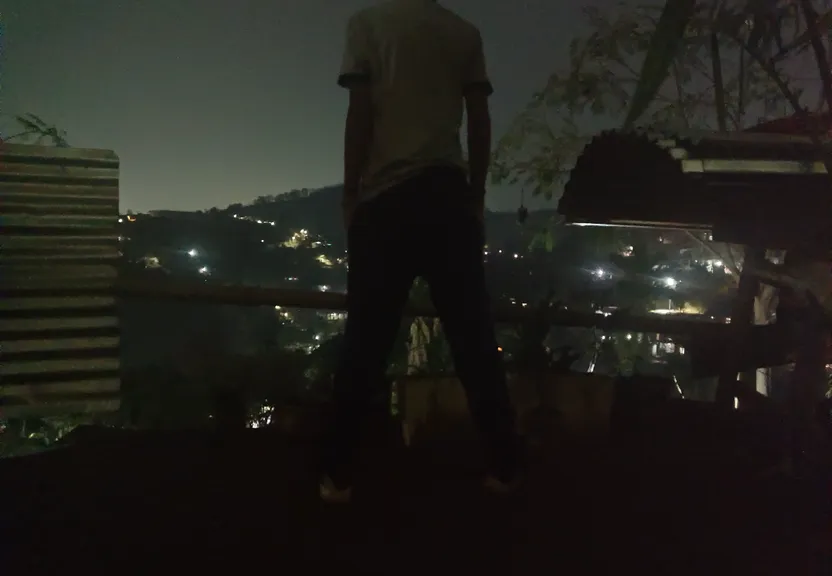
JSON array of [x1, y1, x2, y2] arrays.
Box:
[[559, 130, 832, 248]]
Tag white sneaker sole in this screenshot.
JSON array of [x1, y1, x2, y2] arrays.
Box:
[[483, 475, 520, 494], [320, 478, 352, 504]]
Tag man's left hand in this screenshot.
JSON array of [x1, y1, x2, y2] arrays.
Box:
[[470, 186, 486, 224], [342, 198, 357, 230]]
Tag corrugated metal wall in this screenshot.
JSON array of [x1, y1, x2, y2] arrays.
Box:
[[0, 144, 121, 418]]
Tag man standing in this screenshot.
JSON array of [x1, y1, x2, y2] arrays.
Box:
[[321, 0, 519, 503]]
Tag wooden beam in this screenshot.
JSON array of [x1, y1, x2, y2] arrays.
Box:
[[115, 276, 733, 338], [716, 246, 766, 406]]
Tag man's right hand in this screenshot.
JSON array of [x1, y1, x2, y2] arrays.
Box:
[[470, 185, 486, 224]]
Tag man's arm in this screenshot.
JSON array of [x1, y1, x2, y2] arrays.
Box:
[[462, 30, 493, 195], [338, 14, 374, 207], [344, 86, 374, 204], [465, 92, 491, 193]]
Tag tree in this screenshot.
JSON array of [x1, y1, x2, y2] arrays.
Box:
[[492, 1, 824, 393]]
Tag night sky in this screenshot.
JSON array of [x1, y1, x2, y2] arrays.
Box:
[[1, 0, 594, 213]]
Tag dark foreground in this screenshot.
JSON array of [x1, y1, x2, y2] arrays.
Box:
[[3, 411, 831, 575]]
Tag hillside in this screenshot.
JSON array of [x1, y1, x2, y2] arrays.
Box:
[[118, 185, 563, 369], [224, 185, 557, 254]]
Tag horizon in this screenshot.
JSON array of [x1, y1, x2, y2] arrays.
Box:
[[131, 183, 560, 216]]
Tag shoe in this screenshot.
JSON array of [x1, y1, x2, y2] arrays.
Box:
[[483, 439, 526, 495], [320, 475, 352, 504], [483, 473, 521, 495]]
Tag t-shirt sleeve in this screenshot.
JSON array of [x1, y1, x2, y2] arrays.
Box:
[[462, 30, 493, 96], [337, 14, 372, 88]]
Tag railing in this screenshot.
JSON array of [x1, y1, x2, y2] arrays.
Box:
[[117, 276, 732, 337]]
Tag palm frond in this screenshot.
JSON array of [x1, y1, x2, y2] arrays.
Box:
[[7, 113, 69, 146]]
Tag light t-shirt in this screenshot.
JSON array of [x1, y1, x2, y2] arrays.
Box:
[[338, 0, 492, 203]]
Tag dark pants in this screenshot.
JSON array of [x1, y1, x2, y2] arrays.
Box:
[[323, 167, 518, 487]]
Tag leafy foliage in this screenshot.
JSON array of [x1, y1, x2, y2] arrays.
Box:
[[4, 113, 69, 146], [492, 1, 825, 204], [626, 0, 832, 126]]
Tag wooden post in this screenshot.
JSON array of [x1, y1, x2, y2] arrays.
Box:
[[715, 246, 766, 408], [783, 249, 831, 470]]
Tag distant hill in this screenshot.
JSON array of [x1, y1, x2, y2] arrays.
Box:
[[223, 184, 557, 252], [224, 186, 346, 249]]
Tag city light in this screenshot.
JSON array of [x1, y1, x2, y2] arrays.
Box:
[[198, 266, 209, 275], [663, 277, 678, 288], [188, 249, 198, 257], [283, 229, 310, 248], [142, 255, 161, 269], [316, 254, 335, 267], [232, 213, 277, 226]]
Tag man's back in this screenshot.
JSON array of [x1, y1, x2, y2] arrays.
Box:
[[323, 2, 516, 504], [339, 0, 490, 202]]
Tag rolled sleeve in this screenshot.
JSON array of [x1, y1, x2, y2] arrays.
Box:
[[462, 30, 493, 96], [338, 14, 372, 88]]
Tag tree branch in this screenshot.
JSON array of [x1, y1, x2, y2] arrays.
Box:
[[731, 36, 827, 149], [610, 56, 642, 79], [798, 0, 832, 113], [4, 130, 35, 142], [710, 31, 728, 131], [672, 62, 692, 128], [737, 42, 746, 127]]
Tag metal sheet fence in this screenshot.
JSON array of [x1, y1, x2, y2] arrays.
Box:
[[0, 144, 121, 418]]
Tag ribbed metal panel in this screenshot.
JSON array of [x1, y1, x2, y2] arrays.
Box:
[[559, 130, 832, 248], [0, 144, 121, 418]]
